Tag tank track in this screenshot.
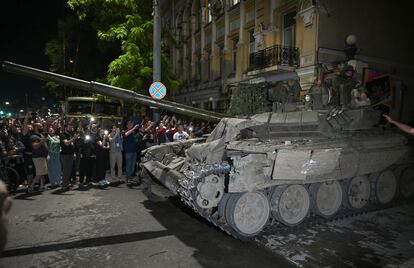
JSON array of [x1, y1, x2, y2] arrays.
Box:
[[178, 162, 247, 239], [177, 162, 413, 240]]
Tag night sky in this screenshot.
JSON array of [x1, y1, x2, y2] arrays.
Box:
[[0, 0, 66, 109]]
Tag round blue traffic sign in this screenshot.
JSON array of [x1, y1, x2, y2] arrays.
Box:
[[149, 82, 167, 100]]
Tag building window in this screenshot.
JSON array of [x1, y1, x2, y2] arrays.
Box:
[[230, 0, 240, 6], [249, 29, 255, 54], [283, 11, 296, 47], [232, 37, 238, 74]]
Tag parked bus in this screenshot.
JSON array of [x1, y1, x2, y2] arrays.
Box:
[[63, 97, 123, 128]]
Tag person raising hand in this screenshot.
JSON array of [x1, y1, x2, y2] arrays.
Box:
[[383, 114, 414, 135]]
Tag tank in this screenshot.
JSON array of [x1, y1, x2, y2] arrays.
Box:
[[3, 61, 413, 239], [139, 68, 413, 239]]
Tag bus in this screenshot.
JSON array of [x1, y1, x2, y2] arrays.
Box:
[[63, 97, 124, 128]]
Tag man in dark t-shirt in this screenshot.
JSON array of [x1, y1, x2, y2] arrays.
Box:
[[60, 124, 77, 190], [124, 121, 138, 185], [78, 130, 97, 185], [21, 121, 35, 183]]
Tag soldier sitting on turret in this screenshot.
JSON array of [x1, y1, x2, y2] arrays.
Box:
[[332, 63, 358, 107]]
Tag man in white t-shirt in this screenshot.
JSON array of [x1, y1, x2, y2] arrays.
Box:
[[173, 124, 189, 141]]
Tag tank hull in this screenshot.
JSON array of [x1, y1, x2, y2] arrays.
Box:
[[140, 127, 413, 239]]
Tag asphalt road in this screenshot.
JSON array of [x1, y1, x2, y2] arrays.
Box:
[[257, 204, 414, 268], [0, 183, 292, 268], [1, 181, 413, 268]]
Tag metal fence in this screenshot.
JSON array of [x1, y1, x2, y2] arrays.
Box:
[[249, 45, 299, 70]]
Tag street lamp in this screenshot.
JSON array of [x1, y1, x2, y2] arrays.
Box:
[[4, 101, 10, 105], [344, 34, 359, 60]]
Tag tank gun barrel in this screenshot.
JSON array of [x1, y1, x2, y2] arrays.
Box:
[[2, 61, 226, 122]]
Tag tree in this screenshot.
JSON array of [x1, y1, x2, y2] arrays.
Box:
[[44, 12, 119, 99], [67, 0, 180, 96]]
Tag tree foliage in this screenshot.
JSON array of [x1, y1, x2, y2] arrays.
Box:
[[44, 13, 119, 99], [67, 0, 180, 95]]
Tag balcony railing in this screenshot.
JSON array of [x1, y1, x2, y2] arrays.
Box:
[[249, 45, 299, 71]]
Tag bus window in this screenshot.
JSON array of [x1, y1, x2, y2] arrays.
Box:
[[68, 101, 93, 114], [94, 102, 121, 117]]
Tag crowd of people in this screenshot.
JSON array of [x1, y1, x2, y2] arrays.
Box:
[[0, 112, 213, 193]]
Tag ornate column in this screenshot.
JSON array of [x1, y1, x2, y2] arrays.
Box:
[[211, 19, 218, 80], [264, 0, 278, 47], [191, 11, 197, 81], [210, 0, 224, 80], [237, 0, 246, 79], [268, 0, 277, 31], [200, 5, 207, 81], [222, 1, 230, 82]]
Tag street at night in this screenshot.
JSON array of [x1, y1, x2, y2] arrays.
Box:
[[1, 183, 291, 268], [1, 182, 413, 267]]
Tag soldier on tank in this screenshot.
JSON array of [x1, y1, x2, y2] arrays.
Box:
[[308, 79, 330, 110], [332, 64, 357, 106]]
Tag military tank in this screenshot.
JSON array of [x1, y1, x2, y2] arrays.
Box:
[[141, 80, 413, 239], [3, 61, 413, 239]]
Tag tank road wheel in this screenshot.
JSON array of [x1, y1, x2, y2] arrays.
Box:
[[218, 193, 231, 218], [344, 176, 371, 209], [225, 192, 270, 238], [399, 167, 414, 199], [309, 181, 343, 218], [270, 185, 310, 226], [370, 171, 397, 205]]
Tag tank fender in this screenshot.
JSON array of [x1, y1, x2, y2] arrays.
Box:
[[140, 160, 183, 195], [185, 139, 226, 164], [272, 148, 342, 181], [229, 153, 273, 192]]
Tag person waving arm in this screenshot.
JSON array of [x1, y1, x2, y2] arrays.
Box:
[[383, 115, 414, 135]]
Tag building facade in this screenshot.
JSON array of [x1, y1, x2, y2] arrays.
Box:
[[160, 0, 413, 120]]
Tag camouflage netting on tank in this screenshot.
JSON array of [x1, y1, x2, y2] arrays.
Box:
[[228, 83, 271, 115], [268, 80, 302, 103]]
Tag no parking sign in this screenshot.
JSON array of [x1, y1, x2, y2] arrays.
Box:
[[149, 82, 167, 100]]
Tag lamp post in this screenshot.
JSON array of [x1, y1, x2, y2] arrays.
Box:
[[152, 0, 161, 122]]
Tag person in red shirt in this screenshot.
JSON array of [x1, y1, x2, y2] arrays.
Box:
[[156, 121, 167, 144]]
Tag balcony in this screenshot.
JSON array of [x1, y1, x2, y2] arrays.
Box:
[[249, 45, 300, 71]]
